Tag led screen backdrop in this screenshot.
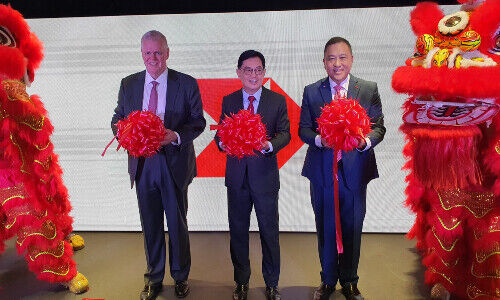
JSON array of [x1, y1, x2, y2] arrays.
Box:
[[25, 5, 459, 231]]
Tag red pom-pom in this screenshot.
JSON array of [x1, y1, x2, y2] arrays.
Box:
[[317, 98, 371, 152], [217, 110, 268, 159], [116, 111, 167, 158]]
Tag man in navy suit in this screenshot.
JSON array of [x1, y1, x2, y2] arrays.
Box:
[[299, 37, 385, 300], [111, 30, 205, 300], [215, 50, 290, 300]]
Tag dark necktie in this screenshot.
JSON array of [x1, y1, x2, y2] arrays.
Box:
[[148, 81, 159, 114], [247, 95, 255, 114]]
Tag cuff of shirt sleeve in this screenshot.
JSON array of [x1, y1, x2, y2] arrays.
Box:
[[315, 135, 323, 148], [356, 137, 371, 152], [261, 141, 273, 153], [171, 131, 181, 145]]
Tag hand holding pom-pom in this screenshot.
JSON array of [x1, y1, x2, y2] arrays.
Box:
[[317, 98, 371, 152], [110, 110, 167, 158], [216, 110, 269, 159]]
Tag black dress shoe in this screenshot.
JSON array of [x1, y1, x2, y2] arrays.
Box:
[[265, 286, 281, 300], [233, 283, 249, 300], [341, 282, 364, 300], [174, 280, 190, 298], [140, 283, 162, 300], [313, 282, 335, 300]]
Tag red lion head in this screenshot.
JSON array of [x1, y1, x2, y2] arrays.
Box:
[[392, 0, 500, 127], [0, 4, 43, 85]]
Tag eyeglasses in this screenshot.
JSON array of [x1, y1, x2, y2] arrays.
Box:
[[240, 67, 265, 76]]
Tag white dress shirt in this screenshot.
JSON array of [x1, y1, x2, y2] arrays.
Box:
[[143, 69, 180, 145]]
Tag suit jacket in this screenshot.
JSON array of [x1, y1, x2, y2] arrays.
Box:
[[111, 69, 206, 189], [299, 75, 385, 190], [215, 87, 291, 193]]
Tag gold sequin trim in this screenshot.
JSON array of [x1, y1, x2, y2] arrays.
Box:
[[495, 140, 500, 155], [9, 133, 29, 174], [473, 216, 500, 240], [18, 115, 45, 131], [432, 227, 459, 252], [430, 267, 453, 285], [437, 189, 494, 219], [440, 257, 459, 267], [471, 263, 500, 279], [467, 284, 500, 299], [1, 194, 24, 206], [476, 242, 500, 264], [5, 209, 46, 230], [2, 80, 31, 103], [34, 156, 51, 171], [16, 220, 57, 247], [35, 142, 51, 151], [29, 241, 65, 261], [41, 264, 70, 276], [436, 214, 462, 230]]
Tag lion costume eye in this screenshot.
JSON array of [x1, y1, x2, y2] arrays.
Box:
[[0, 26, 16, 47], [489, 28, 500, 55]]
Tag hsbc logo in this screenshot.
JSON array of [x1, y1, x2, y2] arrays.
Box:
[[196, 78, 304, 177]]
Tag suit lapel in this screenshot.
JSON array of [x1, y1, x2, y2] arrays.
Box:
[[165, 69, 179, 128], [256, 87, 268, 116], [132, 71, 146, 111], [319, 77, 332, 104], [234, 89, 244, 113], [347, 75, 360, 100]]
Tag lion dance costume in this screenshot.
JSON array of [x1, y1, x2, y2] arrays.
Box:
[[392, 0, 500, 299], [0, 5, 88, 293]]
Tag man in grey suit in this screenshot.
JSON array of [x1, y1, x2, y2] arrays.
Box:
[[299, 37, 385, 300], [111, 30, 205, 300], [215, 50, 290, 300]]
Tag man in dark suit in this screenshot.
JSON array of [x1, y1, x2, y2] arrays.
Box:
[[111, 30, 205, 300], [215, 50, 290, 300], [299, 37, 385, 300]]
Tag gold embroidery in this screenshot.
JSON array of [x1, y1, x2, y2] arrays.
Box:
[[437, 189, 494, 218], [2, 80, 31, 103], [5, 210, 46, 230], [432, 227, 459, 252], [41, 264, 70, 276], [471, 263, 500, 279], [34, 156, 51, 171], [496, 139, 500, 155], [476, 242, 500, 264], [29, 241, 65, 261], [35, 142, 51, 151], [16, 220, 57, 247], [18, 115, 45, 131], [1, 194, 24, 206], [467, 284, 500, 299], [9, 133, 29, 174], [436, 214, 462, 230], [430, 267, 453, 285], [440, 257, 459, 267]]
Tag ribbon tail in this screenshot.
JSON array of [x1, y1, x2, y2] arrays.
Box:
[[333, 150, 343, 254], [102, 136, 117, 156]]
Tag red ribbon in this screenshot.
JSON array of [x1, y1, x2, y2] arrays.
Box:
[[333, 150, 343, 254]]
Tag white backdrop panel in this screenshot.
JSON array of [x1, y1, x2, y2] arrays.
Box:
[[25, 5, 459, 232]]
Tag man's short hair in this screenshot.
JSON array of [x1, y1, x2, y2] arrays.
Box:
[[237, 50, 266, 69], [324, 37, 352, 55], [141, 30, 168, 48]]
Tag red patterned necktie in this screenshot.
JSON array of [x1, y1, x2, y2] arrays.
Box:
[[334, 84, 343, 100], [247, 95, 255, 114], [148, 81, 159, 113]]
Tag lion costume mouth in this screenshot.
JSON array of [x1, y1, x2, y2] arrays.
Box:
[[403, 96, 499, 126]]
